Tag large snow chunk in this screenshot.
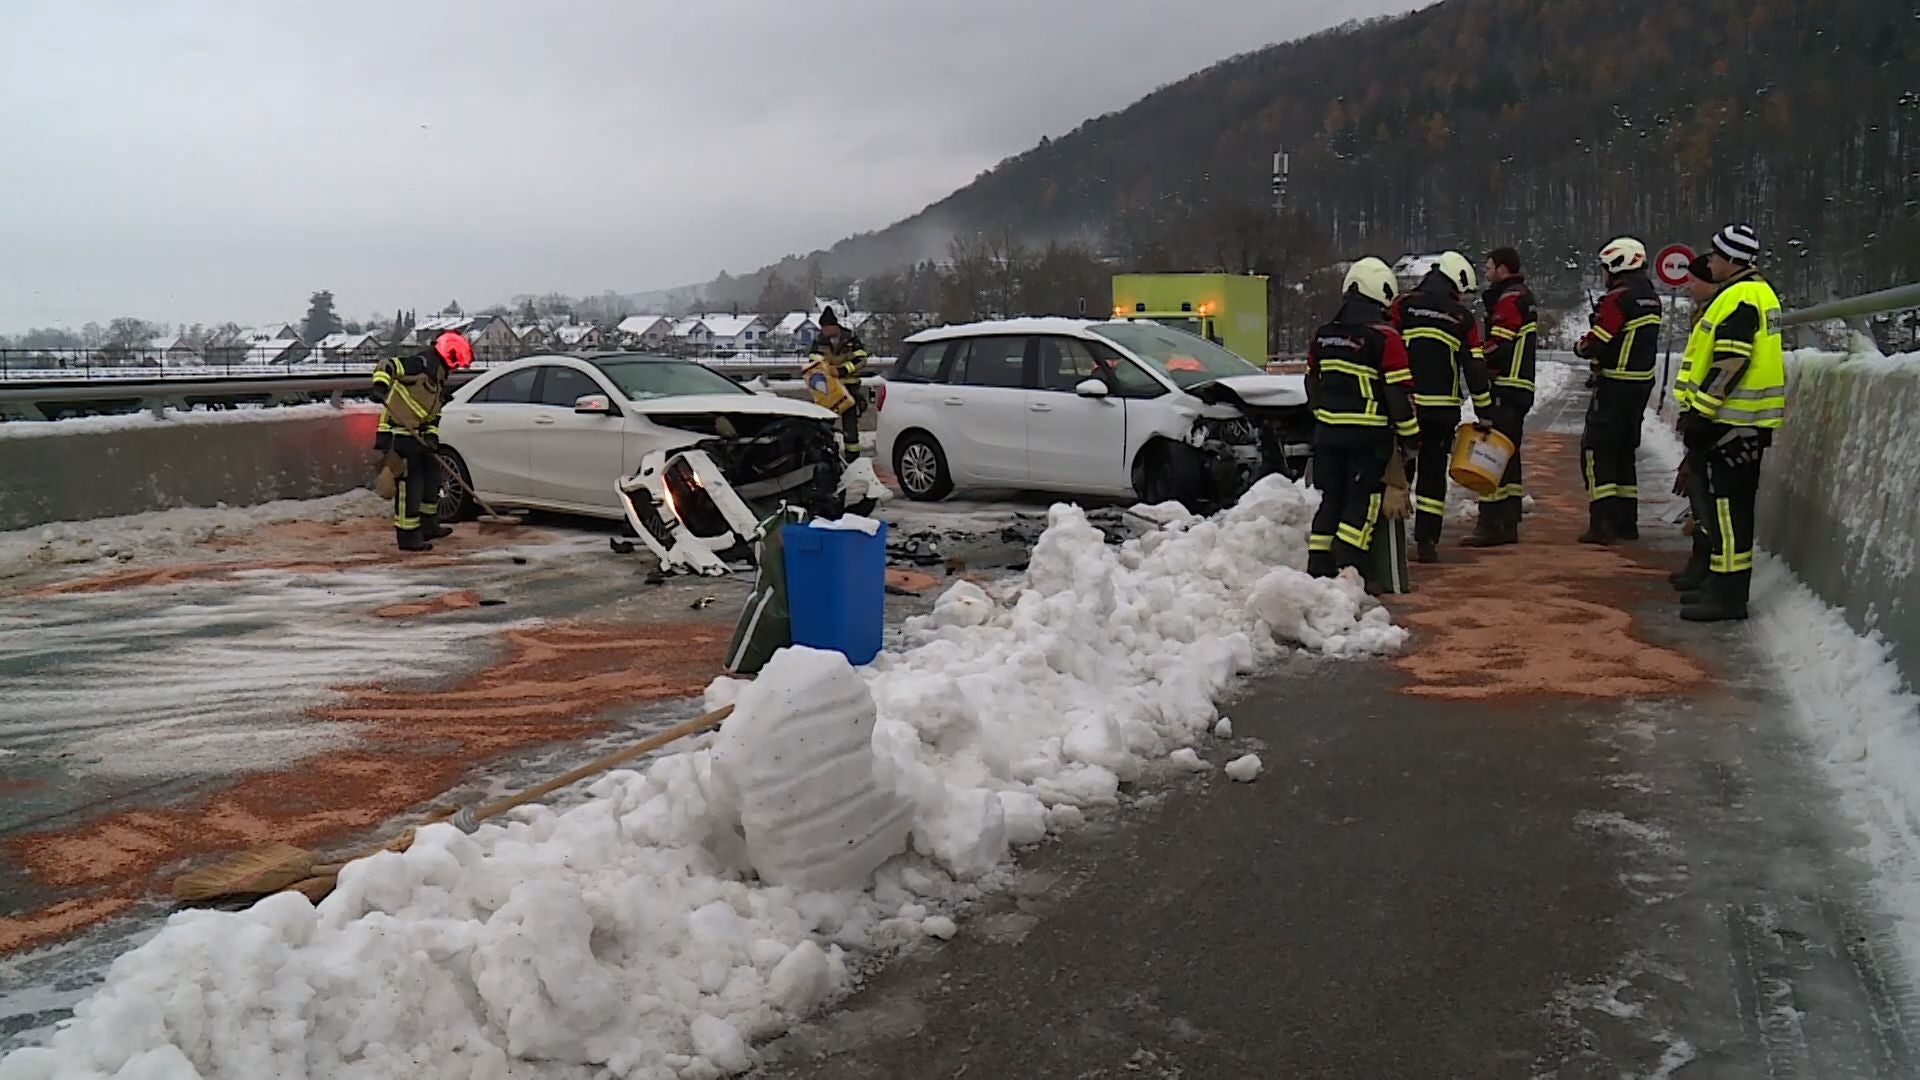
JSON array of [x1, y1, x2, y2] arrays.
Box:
[[1248, 567, 1407, 656], [711, 648, 914, 893]]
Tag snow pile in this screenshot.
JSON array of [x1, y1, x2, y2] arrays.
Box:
[[0, 475, 1403, 1079], [806, 514, 882, 536], [709, 649, 913, 892], [1749, 557, 1920, 976]]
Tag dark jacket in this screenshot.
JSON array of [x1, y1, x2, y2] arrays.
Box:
[[808, 330, 870, 386], [1481, 274, 1539, 408], [1306, 294, 1419, 441], [1392, 269, 1494, 410]]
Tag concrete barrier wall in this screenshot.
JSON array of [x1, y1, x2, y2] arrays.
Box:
[[1759, 346, 1920, 677], [0, 406, 382, 531]]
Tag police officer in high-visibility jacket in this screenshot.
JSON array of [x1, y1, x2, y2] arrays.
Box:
[[1305, 257, 1420, 583], [1672, 224, 1786, 622], [1573, 238, 1664, 545], [1391, 250, 1494, 563], [807, 307, 870, 462], [374, 331, 472, 552], [1464, 246, 1539, 547]]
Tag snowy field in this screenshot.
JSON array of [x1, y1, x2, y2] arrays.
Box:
[[0, 476, 1405, 1078]]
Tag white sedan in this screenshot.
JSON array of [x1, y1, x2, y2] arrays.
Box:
[[436, 353, 855, 522], [875, 318, 1312, 509]]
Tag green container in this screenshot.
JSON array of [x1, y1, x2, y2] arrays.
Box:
[[724, 506, 811, 674], [1364, 516, 1411, 595]]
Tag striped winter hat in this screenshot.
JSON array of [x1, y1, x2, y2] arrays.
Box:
[[1711, 223, 1761, 263]]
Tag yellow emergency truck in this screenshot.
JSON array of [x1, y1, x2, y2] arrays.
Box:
[[1110, 273, 1270, 366]]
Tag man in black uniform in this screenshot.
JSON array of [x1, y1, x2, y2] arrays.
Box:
[[1574, 237, 1664, 544], [1305, 257, 1420, 584], [807, 307, 871, 462], [372, 330, 471, 551], [1463, 247, 1539, 547], [1392, 250, 1494, 563]]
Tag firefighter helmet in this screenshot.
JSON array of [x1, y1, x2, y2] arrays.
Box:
[[1342, 257, 1397, 307], [1437, 251, 1478, 293], [432, 330, 474, 370], [1598, 237, 1647, 274]]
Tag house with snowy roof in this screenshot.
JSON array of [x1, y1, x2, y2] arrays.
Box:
[[515, 324, 552, 351], [698, 314, 766, 353], [670, 317, 711, 349], [140, 335, 202, 367], [246, 337, 311, 365], [316, 332, 384, 363], [616, 315, 674, 350], [772, 311, 819, 353], [553, 323, 604, 350]]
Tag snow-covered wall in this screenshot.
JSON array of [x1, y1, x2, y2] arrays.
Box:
[[0, 405, 382, 530], [1759, 344, 1920, 681]]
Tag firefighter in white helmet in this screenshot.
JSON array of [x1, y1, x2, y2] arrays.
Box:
[[1304, 257, 1419, 584], [1573, 237, 1663, 544]]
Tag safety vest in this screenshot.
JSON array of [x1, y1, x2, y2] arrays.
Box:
[[1676, 277, 1786, 429]]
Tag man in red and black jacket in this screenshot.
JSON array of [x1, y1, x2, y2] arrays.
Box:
[[1574, 238, 1663, 545], [1391, 252, 1494, 563], [1464, 246, 1538, 547], [1306, 257, 1420, 583]]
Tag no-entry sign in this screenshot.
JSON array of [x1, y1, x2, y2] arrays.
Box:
[[1655, 243, 1695, 288]]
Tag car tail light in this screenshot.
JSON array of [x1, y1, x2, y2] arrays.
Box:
[[874, 383, 888, 412]]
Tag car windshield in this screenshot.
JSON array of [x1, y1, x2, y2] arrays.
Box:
[[1090, 322, 1261, 387], [590, 358, 750, 400]]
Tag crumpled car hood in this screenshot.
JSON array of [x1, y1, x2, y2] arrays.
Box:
[[1184, 374, 1308, 409]]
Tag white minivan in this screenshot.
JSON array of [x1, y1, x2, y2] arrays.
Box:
[[875, 318, 1312, 508]]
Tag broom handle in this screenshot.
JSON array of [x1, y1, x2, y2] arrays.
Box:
[[323, 704, 736, 874], [436, 453, 508, 520], [468, 705, 733, 825]]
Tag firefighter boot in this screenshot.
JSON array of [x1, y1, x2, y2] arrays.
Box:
[[1681, 572, 1751, 623], [420, 514, 455, 542], [1461, 504, 1506, 548], [1503, 498, 1523, 544], [1670, 547, 1708, 592], [396, 528, 435, 553], [1578, 503, 1617, 546], [1415, 540, 1440, 564], [1615, 499, 1640, 540], [1307, 550, 1337, 579]]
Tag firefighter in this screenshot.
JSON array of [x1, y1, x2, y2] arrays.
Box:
[[1573, 237, 1664, 545], [808, 307, 870, 462], [1669, 254, 1719, 592], [1463, 247, 1539, 547], [1305, 257, 1420, 584], [373, 330, 471, 552], [1672, 224, 1784, 622], [1391, 250, 1494, 563]]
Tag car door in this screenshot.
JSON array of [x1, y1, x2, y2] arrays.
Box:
[[940, 336, 1031, 482], [1025, 336, 1131, 494], [526, 363, 627, 512], [449, 366, 539, 497]]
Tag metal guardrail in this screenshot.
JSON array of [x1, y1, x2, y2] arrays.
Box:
[[0, 355, 896, 422], [1778, 282, 1920, 329]]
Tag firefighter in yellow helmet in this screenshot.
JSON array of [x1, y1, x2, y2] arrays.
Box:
[[1671, 224, 1785, 622]]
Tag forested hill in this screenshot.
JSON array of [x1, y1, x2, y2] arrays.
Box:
[[713, 0, 1917, 310]]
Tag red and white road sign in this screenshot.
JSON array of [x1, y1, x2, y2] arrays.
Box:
[[1655, 243, 1695, 288]]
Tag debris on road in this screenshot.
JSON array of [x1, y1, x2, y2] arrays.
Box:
[[1225, 754, 1264, 782]]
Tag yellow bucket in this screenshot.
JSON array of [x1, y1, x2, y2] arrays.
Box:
[[1448, 423, 1515, 496]]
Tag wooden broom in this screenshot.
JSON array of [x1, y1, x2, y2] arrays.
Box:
[[173, 705, 734, 905]]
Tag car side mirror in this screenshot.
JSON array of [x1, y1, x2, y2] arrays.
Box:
[[575, 393, 616, 415], [1075, 378, 1111, 399]]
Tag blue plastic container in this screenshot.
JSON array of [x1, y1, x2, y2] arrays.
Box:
[[782, 520, 888, 665]]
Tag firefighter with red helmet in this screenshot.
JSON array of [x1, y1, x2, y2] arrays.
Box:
[[373, 330, 472, 551]]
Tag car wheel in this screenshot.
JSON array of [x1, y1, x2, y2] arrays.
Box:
[[893, 433, 953, 501], [1137, 442, 1206, 510], [435, 448, 476, 522]]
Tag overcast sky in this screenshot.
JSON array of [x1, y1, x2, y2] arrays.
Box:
[[0, 0, 1424, 331]]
